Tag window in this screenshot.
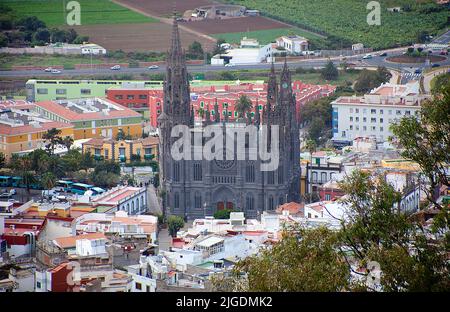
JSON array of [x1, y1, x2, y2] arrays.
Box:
[[173, 163, 180, 182], [349, 117, 353, 122], [278, 165, 284, 184], [245, 163, 255, 182], [174, 193, 180, 209], [268, 196, 274, 210], [405, 110, 411, 116], [246, 194, 255, 210], [193, 163, 202, 181], [139, 94, 147, 99], [321, 172, 327, 183], [81, 89, 91, 95], [56, 89, 66, 94], [267, 171, 274, 184], [325, 194, 331, 201], [371, 118, 376, 123], [396, 110, 402, 115], [194, 193, 202, 209], [355, 117, 359, 122], [379, 109, 383, 115], [312, 172, 318, 183], [349, 125, 353, 130], [127, 95, 135, 100], [363, 117, 367, 122], [371, 109, 376, 114], [36, 281, 41, 289], [37, 88, 48, 94], [135, 282, 142, 290], [380, 118, 384, 123], [115, 95, 123, 100], [355, 108, 359, 113], [200, 101, 204, 108]]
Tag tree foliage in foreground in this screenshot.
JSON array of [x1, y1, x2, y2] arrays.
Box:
[[213, 86, 450, 291]]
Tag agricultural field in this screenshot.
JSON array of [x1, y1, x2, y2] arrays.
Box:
[[68, 23, 216, 52], [116, 0, 214, 17], [221, 0, 449, 49], [2, 0, 157, 27], [184, 16, 289, 34], [211, 27, 324, 45]]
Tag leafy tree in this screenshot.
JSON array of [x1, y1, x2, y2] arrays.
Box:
[[213, 226, 350, 291], [168, 215, 185, 237], [80, 152, 94, 172], [212, 38, 226, 55], [321, 60, 338, 81], [338, 170, 450, 291], [61, 149, 83, 173], [235, 95, 253, 119], [0, 33, 8, 47], [308, 117, 327, 144], [390, 87, 450, 210], [17, 16, 46, 31], [214, 209, 234, 219], [32, 28, 50, 44], [354, 67, 392, 94], [188, 41, 204, 59], [431, 72, 450, 95]]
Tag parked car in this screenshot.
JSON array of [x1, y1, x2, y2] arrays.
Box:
[[0, 192, 11, 198], [44, 67, 53, 72], [51, 69, 61, 74], [225, 63, 235, 67], [362, 54, 372, 59], [431, 63, 441, 68], [110, 65, 121, 70], [379, 52, 387, 57], [148, 65, 159, 69], [414, 69, 422, 74]]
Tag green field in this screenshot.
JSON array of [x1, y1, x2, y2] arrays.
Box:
[[0, 54, 105, 70], [221, 0, 449, 49], [211, 27, 324, 45], [2, 0, 157, 27]]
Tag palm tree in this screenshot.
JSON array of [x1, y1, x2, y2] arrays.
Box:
[[42, 128, 62, 155], [235, 95, 253, 120], [61, 136, 74, 151], [41, 172, 57, 190]]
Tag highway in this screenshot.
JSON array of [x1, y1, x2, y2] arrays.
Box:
[[0, 48, 448, 79]]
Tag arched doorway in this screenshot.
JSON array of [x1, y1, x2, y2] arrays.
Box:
[[213, 186, 235, 212], [217, 201, 234, 211]]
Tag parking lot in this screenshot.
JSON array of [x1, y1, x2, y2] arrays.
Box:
[[0, 187, 42, 203]]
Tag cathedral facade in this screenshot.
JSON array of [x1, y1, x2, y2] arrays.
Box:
[[158, 17, 300, 219]]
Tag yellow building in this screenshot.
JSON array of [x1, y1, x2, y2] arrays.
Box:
[[34, 98, 143, 140], [82, 136, 159, 163], [381, 159, 421, 171], [0, 106, 73, 160]]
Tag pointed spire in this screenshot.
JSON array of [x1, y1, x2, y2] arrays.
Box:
[[255, 99, 261, 126], [214, 98, 220, 123]]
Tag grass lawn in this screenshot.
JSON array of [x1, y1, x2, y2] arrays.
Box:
[[205, 69, 361, 87], [211, 27, 324, 45], [3, 0, 157, 27], [0, 54, 105, 70]]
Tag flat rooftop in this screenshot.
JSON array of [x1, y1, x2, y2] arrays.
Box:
[[0, 108, 72, 135], [36, 98, 141, 121]]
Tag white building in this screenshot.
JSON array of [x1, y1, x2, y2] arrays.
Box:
[[276, 35, 309, 55], [212, 37, 273, 65], [83, 185, 148, 215], [332, 83, 429, 144]]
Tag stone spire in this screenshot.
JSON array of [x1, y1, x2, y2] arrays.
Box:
[[267, 60, 277, 107], [214, 98, 220, 123], [160, 12, 191, 126]]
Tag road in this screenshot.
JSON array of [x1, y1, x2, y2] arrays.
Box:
[[0, 48, 448, 79]]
